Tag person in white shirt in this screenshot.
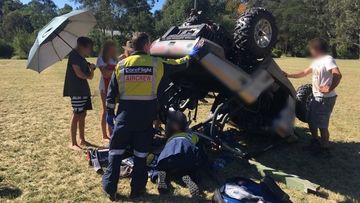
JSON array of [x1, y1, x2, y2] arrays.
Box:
[[97, 41, 118, 141], [284, 38, 342, 152]]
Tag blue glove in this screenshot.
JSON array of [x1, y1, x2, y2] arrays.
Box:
[[106, 113, 115, 129], [189, 40, 205, 59], [190, 46, 201, 57]]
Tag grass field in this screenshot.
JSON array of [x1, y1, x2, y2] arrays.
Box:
[[0, 57, 359, 203]]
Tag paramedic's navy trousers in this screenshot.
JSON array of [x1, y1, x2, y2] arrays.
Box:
[[102, 116, 153, 195]]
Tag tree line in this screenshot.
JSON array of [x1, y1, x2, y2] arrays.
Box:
[[0, 0, 359, 59], [0, 0, 73, 58]]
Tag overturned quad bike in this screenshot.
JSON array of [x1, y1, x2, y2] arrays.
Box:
[[151, 8, 307, 158]]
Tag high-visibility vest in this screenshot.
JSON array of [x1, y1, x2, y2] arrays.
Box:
[[114, 54, 164, 101], [167, 132, 200, 145]]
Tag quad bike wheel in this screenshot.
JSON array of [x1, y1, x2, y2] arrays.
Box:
[[295, 84, 313, 123], [234, 7, 278, 61]]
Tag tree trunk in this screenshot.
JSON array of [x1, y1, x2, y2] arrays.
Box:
[[331, 44, 337, 58], [358, 33, 360, 60]]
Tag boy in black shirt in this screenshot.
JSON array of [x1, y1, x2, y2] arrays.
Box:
[[63, 37, 95, 151]]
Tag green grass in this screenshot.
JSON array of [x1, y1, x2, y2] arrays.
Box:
[[0, 58, 359, 203]]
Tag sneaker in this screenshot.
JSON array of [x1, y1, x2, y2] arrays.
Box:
[[157, 171, 169, 194], [129, 188, 146, 199], [182, 175, 199, 197]]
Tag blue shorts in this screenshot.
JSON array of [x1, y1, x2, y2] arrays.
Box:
[[308, 96, 337, 129]]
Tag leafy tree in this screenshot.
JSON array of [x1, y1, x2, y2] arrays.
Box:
[[0, 39, 14, 58], [0, 0, 359, 59], [154, 0, 210, 36], [73, 0, 156, 55], [2, 10, 33, 40], [328, 0, 360, 59], [12, 31, 35, 59], [1, 0, 23, 17], [88, 29, 112, 54], [58, 4, 73, 15], [208, 0, 240, 31], [120, 0, 155, 36], [75, 0, 156, 43], [22, 0, 57, 31]]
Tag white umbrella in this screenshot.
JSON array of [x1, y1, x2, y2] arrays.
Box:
[[27, 9, 97, 73]]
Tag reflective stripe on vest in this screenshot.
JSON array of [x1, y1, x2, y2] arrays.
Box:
[[118, 57, 158, 101], [118, 60, 126, 97], [152, 57, 157, 96]]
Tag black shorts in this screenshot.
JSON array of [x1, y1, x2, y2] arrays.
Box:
[[70, 96, 92, 114]]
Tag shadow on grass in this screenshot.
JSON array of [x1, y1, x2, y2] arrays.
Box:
[[0, 176, 22, 200], [99, 127, 360, 202], [255, 127, 360, 201], [115, 192, 206, 203], [188, 127, 360, 201]]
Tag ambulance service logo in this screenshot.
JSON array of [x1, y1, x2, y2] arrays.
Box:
[[124, 67, 154, 82]]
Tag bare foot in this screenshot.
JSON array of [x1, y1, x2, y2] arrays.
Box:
[[69, 144, 82, 151], [103, 136, 110, 142]]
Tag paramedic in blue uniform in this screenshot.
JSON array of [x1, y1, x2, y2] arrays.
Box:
[[102, 32, 201, 200], [155, 110, 202, 197]]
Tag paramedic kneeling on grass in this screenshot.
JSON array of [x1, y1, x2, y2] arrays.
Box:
[[63, 37, 96, 151], [155, 111, 202, 197], [284, 38, 342, 152]]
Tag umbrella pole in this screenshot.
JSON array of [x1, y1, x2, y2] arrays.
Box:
[[55, 33, 87, 60], [55, 33, 75, 50]]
